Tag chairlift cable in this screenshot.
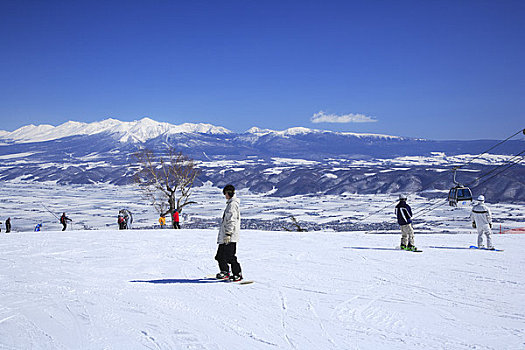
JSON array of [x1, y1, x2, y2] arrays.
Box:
[[40, 202, 60, 220], [358, 128, 524, 222], [359, 199, 400, 221], [452, 128, 525, 171], [410, 130, 524, 215], [412, 199, 449, 220], [413, 154, 524, 220], [465, 149, 525, 187], [412, 197, 447, 218], [469, 155, 525, 189]]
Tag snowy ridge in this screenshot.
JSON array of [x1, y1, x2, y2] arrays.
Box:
[[0, 117, 406, 144], [0, 117, 232, 144], [245, 126, 404, 139]]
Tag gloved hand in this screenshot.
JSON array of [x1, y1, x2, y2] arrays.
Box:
[[224, 234, 232, 245], [472, 222, 476, 229]]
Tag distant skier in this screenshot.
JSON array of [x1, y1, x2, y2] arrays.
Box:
[[215, 184, 243, 281], [395, 194, 417, 251], [159, 215, 166, 229], [35, 222, 42, 232], [119, 209, 132, 229], [118, 214, 126, 230], [470, 195, 495, 250], [172, 209, 180, 229], [5, 218, 11, 233], [60, 212, 72, 231]]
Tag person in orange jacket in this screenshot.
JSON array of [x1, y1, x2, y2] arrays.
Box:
[[159, 215, 166, 229]]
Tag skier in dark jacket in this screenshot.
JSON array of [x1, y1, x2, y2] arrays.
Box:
[[60, 213, 72, 231], [5, 218, 11, 233], [395, 194, 417, 251], [118, 215, 126, 230]]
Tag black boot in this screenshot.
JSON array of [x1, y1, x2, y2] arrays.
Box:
[[229, 273, 243, 282], [216, 271, 230, 280]]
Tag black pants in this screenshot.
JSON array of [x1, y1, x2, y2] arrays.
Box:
[[215, 243, 241, 276], [173, 222, 181, 229], [62, 223, 67, 231]]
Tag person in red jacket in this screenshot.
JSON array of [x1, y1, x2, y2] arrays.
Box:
[[172, 209, 181, 229]]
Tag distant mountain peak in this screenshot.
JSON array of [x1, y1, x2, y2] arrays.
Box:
[[281, 127, 317, 136], [0, 118, 232, 144], [246, 127, 274, 135], [244, 125, 404, 140]]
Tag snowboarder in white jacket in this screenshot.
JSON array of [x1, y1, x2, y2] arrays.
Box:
[[215, 184, 242, 281], [470, 195, 494, 249]]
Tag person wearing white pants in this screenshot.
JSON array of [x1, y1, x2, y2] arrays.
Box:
[[395, 194, 417, 251], [470, 195, 494, 249]]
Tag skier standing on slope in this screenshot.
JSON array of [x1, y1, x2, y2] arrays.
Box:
[[172, 209, 180, 229], [60, 212, 72, 231], [5, 218, 11, 233], [215, 184, 243, 282], [118, 214, 126, 229], [470, 195, 495, 250], [395, 194, 417, 251], [159, 215, 166, 229]]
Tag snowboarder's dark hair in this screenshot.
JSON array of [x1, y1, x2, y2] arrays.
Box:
[[223, 184, 235, 197]]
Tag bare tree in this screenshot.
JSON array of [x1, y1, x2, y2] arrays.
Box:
[[133, 147, 200, 227]]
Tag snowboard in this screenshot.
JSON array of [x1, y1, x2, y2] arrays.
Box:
[[395, 246, 423, 252], [204, 275, 255, 285], [469, 245, 504, 252]]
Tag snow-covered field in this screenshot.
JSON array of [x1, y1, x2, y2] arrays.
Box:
[[0, 228, 524, 349], [1, 181, 524, 234]]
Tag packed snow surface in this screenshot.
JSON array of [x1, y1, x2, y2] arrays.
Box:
[[0, 181, 524, 349], [0, 229, 523, 349]]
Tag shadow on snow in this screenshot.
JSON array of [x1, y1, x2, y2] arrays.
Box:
[[344, 246, 400, 251], [130, 278, 223, 284], [427, 246, 473, 250]]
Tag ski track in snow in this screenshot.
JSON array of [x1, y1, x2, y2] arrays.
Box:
[[0, 181, 524, 349], [1, 229, 524, 349]]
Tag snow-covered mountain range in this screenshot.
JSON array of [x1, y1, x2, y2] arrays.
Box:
[[0, 117, 402, 145], [0, 118, 523, 201], [0, 118, 231, 144]]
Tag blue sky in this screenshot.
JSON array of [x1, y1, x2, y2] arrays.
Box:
[[0, 0, 523, 139]]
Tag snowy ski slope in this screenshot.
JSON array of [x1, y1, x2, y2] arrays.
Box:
[[0, 229, 523, 349], [0, 180, 523, 349]]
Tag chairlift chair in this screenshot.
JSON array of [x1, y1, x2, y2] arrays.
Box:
[[448, 169, 473, 207]]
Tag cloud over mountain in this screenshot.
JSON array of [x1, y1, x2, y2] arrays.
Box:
[[311, 111, 377, 123]]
